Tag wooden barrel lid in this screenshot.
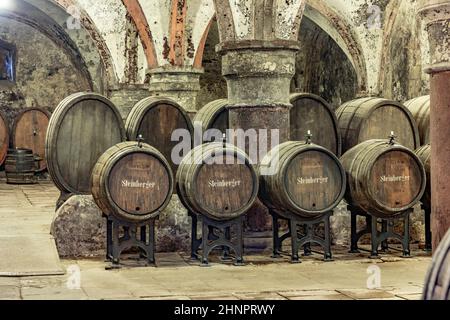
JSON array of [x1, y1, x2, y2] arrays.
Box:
[[336, 97, 420, 153], [404, 95, 430, 145], [12, 107, 50, 171], [193, 99, 229, 142], [0, 111, 8, 166], [46, 93, 126, 194], [369, 149, 424, 211], [126, 97, 193, 176], [92, 142, 173, 222], [290, 93, 342, 156]]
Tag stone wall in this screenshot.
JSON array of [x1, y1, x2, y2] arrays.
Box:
[[0, 17, 91, 111]]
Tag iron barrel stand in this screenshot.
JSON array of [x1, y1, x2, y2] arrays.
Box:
[[189, 212, 245, 266], [105, 214, 157, 269], [271, 210, 333, 263], [348, 205, 411, 258], [422, 203, 432, 252]]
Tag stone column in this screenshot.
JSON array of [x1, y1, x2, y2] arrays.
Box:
[[419, 0, 450, 248], [218, 41, 299, 242], [148, 66, 204, 117], [108, 84, 150, 120]]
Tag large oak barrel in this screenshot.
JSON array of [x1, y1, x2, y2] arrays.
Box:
[[404, 95, 430, 145], [341, 139, 426, 219], [5, 148, 36, 184], [125, 97, 193, 175], [176, 143, 259, 221], [12, 107, 51, 172], [91, 141, 174, 223], [259, 141, 346, 219], [193, 99, 228, 142], [423, 229, 450, 300], [415, 144, 431, 207], [336, 97, 420, 153], [46, 93, 126, 194], [0, 111, 8, 167], [290, 93, 341, 156]]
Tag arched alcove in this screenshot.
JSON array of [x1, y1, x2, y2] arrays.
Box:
[[292, 16, 359, 108]]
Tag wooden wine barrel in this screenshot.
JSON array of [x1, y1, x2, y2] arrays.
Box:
[[341, 139, 426, 219], [404, 95, 430, 145], [290, 93, 342, 156], [193, 99, 228, 142], [126, 97, 193, 175], [92, 141, 174, 222], [415, 144, 431, 207], [423, 229, 450, 300], [259, 141, 346, 219], [12, 107, 50, 172], [336, 97, 420, 153], [46, 93, 126, 194], [176, 143, 259, 221], [91, 141, 173, 223], [5, 148, 37, 184], [0, 111, 8, 167]]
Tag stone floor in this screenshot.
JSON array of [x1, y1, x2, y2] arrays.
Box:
[[0, 179, 432, 300]]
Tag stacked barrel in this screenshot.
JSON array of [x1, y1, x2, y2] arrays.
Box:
[[0, 107, 51, 184]]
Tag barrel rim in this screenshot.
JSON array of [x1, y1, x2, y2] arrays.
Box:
[[423, 229, 450, 300], [290, 93, 343, 156], [193, 98, 229, 134], [101, 142, 174, 222], [46, 92, 126, 194], [366, 142, 427, 214], [125, 96, 194, 142], [12, 107, 51, 172], [0, 110, 9, 166], [280, 142, 347, 216], [190, 145, 259, 220]]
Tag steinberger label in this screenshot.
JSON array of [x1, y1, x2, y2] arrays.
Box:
[[121, 179, 156, 189], [209, 179, 241, 188], [297, 177, 329, 185], [380, 175, 410, 183]]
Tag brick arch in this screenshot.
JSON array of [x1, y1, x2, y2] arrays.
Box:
[[121, 0, 158, 69]]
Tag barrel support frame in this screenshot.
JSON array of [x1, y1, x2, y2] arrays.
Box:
[[270, 210, 333, 263], [348, 206, 412, 258], [104, 214, 156, 269], [189, 212, 245, 267], [423, 203, 433, 252]]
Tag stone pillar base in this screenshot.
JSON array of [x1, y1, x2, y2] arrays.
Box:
[[108, 84, 150, 120], [149, 66, 203, 117]]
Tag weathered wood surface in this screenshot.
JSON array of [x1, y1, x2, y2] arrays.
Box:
[[91, 141, 173, 223], [5, 148, 36, 185], [336, 97, 420, 153], [12, 107, 50, 171], [340, 139, 426, 218], [0, 111, 9, 167], [423, 229, 450, 300], [46, 93, 126, 194], [290, 93, 341, 156], [193, 99, 229, 142], [404, 95, 430, 145], [126, 97, 193, 177], [415, 144, 431, 207], [259, 141, 346, 219], [177, 143, 259, 221]]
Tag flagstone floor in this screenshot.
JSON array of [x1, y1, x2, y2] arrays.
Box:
[[0, 179, 432, 300]]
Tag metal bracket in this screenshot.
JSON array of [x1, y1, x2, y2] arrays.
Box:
[[349, 205, 411, 258], [271, 210, 333, 263], [105, 214, 156, 269], [189, 212, 244, 266]]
